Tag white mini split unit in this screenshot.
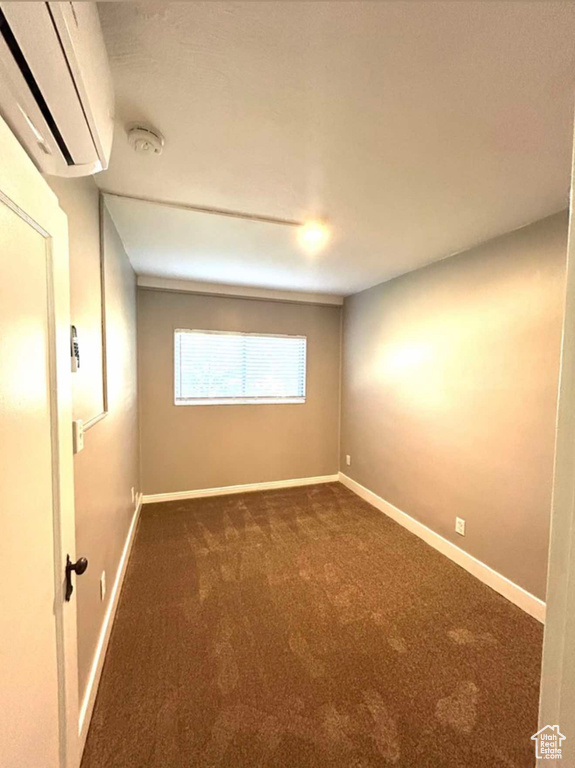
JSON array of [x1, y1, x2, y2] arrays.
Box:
[[0, 2, 114, 177]]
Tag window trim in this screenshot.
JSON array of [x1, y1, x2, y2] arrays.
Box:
[[173, 328, 307, 406]]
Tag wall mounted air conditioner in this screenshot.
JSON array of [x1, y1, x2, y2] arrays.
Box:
[[0, 2, 114, 177]]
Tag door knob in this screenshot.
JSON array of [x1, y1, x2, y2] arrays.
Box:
[[65, 555, 88, 602]]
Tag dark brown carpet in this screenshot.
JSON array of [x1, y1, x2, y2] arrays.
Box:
[[81, 483, 542, 768]]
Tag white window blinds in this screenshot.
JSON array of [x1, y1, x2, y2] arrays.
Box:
[[174, 329, 307, 405]]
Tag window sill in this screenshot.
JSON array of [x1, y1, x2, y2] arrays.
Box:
[[174, 397, 306, 406]]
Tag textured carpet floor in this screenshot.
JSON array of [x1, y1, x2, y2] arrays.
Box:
[[81, 483, 543, 768]]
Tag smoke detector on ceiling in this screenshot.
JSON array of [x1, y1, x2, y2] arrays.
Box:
[[127, 124, 165, 156]]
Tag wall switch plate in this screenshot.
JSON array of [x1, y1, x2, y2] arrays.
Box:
[[100, 572, 106, 602], [455, 517, 466, 536], [345, 454, 351, 467], [72, 419, 84, 453], [131, 487, 135, 504]]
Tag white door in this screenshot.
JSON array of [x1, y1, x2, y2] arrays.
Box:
[[0, 116, 78, 767], [540, 123, 575, 763]]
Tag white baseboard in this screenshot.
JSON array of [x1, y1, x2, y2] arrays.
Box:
[[339, 473, 546, 623], [78, 492, 143, 753], [142, 474, 340, 504]]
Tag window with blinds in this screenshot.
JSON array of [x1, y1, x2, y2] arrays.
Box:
[[174, 329, 307, 405]]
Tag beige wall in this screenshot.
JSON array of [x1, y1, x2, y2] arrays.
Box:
[[50, 178, 105, 422], [341, 212, 567, 600], [48, 178, 139, 701], [138, 289, 341, 494]]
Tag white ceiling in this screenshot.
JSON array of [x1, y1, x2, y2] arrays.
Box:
[[104, 194, 349, 294], [97, 1, 575, 296]]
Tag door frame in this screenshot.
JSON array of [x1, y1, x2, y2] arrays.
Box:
[[539, 120, 575, 761], [0, 116, 79, 766]]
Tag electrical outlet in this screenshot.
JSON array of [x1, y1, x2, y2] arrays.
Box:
[[455, 517, 466, 536], [345, 454, 351, 467], [100, 572, 106, 601], [131, 486, 135, 504]]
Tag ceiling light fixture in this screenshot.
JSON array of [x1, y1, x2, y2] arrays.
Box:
[[298, 219, 331, 253]]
